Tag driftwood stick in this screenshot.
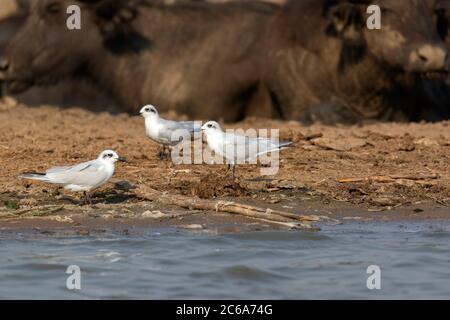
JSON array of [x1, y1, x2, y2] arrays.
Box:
[[11, 205, 65, 216], [251, 218, 314, 230], [134, 185, 319, 224], [0, 212, 16, 219], [389, 174, 439, 180], [213, 201, 319, 222], [337, 174, 439, 183]]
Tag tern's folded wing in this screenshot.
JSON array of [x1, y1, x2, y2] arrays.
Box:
[[46, 161, 108, 186], [257, 139, 292, 156], [178, 121, 201, 132], [46, 166, 73, 174], [159, 119, 199, 144], [219, 134, 258, 161], [222, 135, 292, 159]]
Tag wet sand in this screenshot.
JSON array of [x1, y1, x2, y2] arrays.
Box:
[[1, 98, 449, 232]]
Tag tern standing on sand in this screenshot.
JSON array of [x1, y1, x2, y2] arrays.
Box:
[[20, 150, 126, 204], [139, 104, 201, 158], [201, 121, 292, 177]]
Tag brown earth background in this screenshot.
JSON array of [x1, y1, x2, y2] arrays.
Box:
[[1, 97, 449, 233], [0, 0, 449, 233]]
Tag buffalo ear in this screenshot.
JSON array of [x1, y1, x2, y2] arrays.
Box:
[[94, 0, 136, 36], [79, 0, 150, 54], [435, 2, 450, 41], [326, 3, 365, 46], [79, 0, 136, 36]]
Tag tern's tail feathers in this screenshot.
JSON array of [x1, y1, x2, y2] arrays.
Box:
[[279, 141, 293, 148], [256, 141, 293, 157], [20, 172, 49, 181]]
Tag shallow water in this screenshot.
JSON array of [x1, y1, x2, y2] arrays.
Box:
[[1, 221, 450, 299]]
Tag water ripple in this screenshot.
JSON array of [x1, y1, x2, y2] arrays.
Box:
[[1, 221, 450, 299]]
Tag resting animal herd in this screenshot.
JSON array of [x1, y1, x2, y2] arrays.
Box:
[[0, 0, 450, 123]]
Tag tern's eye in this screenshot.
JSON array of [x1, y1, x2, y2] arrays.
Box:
[[145, 108, 150, 112], [107, 153, 113, 158], [207, 124, 213, 128], [150, 109, 156, 113]]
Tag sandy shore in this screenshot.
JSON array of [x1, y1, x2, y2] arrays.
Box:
[[1, 98, 449, 232]]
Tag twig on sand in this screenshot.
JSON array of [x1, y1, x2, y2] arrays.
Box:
[[0, 212, 16, 219], [134, 185, 320, 229], [337, 174, 439, 183], [8, 205, 65, 217], [254, 218, 312, 230]]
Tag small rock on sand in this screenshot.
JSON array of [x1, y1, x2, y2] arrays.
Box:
[[141, 210, 166, 219], [0, 96, 19, 111], [180, 224, 203, 229], [414, 138, 439, 147]]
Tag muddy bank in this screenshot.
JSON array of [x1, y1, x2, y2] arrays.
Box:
[[1, 199, 450, 235], [0, 99, 449, 232]]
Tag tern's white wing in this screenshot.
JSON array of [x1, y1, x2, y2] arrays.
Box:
[[220, 133, 291, 162], [177, 121, 201, 133], [46, 166, 73, 174], [158, 119, 200, 145], [255, 138, 292, 156], [46, 160, 110, 187], [217, 133, 257, 163]]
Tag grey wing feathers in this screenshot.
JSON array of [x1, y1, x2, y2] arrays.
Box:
[[223, 132, 250, 146], [46, 160, 106, 185], [256, 139, 292, 155], [180, 121, 202, 132], [163, 119, 200, 133], [159, 119, 200, 145], [223, 133, 292, 157], [20, 172, 49, 181], [224, 134, 291, 149], [46, 161, 92, 175], [46, 165, 74, 174], [278, 141, 293, 148]]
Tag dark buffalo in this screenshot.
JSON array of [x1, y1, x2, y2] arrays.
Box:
[[422, 0, 450, 118], [1, 0, 449, 123], [0, 0, 276, 121], [262, 0, 450, 123], [436, 0, 450, 45]]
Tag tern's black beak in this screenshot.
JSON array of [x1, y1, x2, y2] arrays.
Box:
[[118, 157, 127, 163]]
